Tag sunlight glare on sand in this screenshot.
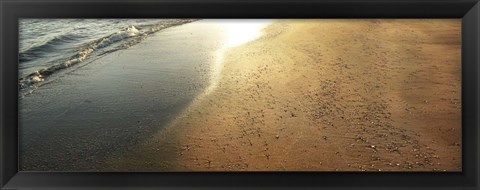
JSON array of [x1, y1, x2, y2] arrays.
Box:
[[202, 20, 271, 96], [222, 20, 271, 48]]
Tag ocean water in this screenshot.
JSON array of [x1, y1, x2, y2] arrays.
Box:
[[19, 19, 196, 92]]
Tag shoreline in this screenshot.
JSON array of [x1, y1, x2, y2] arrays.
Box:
[[108, 19, 461, 171], [20, 20, 239, 171]]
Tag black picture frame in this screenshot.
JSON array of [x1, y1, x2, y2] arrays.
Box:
[[1, 0, 479, 189]]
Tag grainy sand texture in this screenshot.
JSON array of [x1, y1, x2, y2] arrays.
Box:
[[108, 19, 461, 171]]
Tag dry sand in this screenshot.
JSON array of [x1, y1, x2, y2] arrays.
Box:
[[108, 19, 461, 171]]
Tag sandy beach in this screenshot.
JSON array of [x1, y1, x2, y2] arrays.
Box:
[[105, 19, 461, 171]]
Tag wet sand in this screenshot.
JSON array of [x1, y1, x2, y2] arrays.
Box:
[[108, 19, 461, 171]]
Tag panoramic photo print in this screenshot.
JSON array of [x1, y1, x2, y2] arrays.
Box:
[[19, 19, 461, 171]]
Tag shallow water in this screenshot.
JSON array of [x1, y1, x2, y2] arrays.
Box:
[[19, 19, 195, 90]]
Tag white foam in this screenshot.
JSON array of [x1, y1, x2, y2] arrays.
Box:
[[96, 26, 141, 49]]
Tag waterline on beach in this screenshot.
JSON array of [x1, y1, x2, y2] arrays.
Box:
[[156, 20, 272, 145], [203, 20, 271, 96]]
